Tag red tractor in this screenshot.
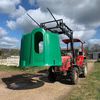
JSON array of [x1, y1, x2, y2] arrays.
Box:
[[22, 8, 88, 84], [63, 38, 87, 78], [48, 38, 87, 84]]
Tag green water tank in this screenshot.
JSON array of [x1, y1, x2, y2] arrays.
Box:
[[19, 28, 62, 68]]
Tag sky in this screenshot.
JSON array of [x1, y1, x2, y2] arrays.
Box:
[[0, 0, 100, 49]]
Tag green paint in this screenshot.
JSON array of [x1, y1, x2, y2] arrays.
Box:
[[19, 28, 62, 68]]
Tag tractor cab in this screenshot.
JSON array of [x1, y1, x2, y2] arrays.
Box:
[[63, 39, 86, 57]]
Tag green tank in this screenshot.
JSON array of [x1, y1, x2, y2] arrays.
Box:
[[19, 28, 62, 68]]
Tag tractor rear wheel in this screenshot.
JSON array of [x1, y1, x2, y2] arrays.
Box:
[[48, 67, 56, 82], [70, 67, 79, 84]]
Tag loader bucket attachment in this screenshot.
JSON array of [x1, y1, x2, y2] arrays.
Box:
[[19, 28, 62, 68]]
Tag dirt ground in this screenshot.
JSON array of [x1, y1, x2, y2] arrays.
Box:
[[0, 62, 94, 100]]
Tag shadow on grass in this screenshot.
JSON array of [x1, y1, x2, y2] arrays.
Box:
[[2, 73, 45, 90], [38, 69, 72, 84], [2, 69, 75, 90], [38, 70, 74, 85]]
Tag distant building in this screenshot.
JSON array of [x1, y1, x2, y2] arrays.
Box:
[[88, 52, 100, 59], [93, 52, 100, 59]]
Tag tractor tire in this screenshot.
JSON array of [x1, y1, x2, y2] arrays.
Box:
[[82, 65, 88, 77], [48, 67, 56, 83], [70, 67, 79, 85]]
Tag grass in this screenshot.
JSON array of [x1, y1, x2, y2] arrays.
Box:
[[67, 62, 100, 100], [0, 65, 21, 71], [0, 61, 100, 100], [0, 65, 48, 74]]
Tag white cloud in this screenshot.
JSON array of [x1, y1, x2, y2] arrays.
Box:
[[88, 39, 100, 45], [0, 41, 16, 48], [0, 27, 19, 48], [10, 5, 26, 18], [74, 30, 96, 41], [0, 27, 7, 38], [35, 0, 100, 29], [0, 0, 21, 14], [2, 36, 19, 44], [6, 20, 16, 30], [0, 42, 17, 48], [7, 8, 52, 32], [0, 36, 19, 48], [3, 0, 100, 48], [3, 0, 98, 30], [6, 8, 87, 32], [6, 7, 97, 48]]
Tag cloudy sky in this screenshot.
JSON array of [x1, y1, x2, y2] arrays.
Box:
[[0, 0, 100, 48]]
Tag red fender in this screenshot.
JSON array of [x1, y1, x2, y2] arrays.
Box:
[[76, 55, 84, 67], [60, 56, 71, 71]]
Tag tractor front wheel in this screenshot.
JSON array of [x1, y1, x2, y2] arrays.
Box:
[[82, 65, 88, 77], [70, 67, 79, 85], [48, 67, 56, 82]]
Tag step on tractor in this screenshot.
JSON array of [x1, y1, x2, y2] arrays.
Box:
[[19, 8, 88, 84]]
